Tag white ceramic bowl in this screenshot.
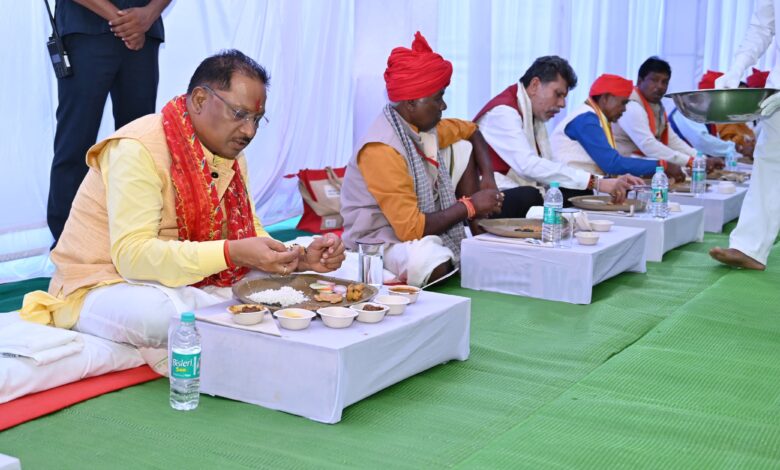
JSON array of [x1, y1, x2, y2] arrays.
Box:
[[373, 294, 410, 315], [387, 285, 421, 304], [588, 220, 614, 232], [575, 231, 600, 246], [227, 305, 268, 325], [717, 181, 737, 194], [349, 302, 388, 323], [317, 306, 359, 329], [668, 202, 682, 212], [274, 308, 315, 330]]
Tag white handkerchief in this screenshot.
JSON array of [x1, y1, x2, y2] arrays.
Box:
[[0, 321, 84, 365]]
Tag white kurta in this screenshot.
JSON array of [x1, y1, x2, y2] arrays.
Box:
[[669, 109, 736, 157], [476, 84, 591, 190], [724, 0, 780, 264], [613, 93, 695, 166]]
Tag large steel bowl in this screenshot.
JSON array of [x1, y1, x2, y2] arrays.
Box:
[[666, 88, 779, 123]]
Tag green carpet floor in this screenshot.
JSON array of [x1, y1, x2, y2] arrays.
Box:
[[1, 221, 778, 469]]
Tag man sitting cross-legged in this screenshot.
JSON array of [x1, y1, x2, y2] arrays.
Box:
[[341, 32, 503, 287]]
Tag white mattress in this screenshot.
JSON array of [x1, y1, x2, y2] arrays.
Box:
[[0, 312, 145, 404]]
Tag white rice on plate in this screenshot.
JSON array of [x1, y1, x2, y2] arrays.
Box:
[[247, 286, 309, 307]]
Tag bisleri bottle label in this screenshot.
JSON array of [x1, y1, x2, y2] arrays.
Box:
[[171, 352, 200, 379], [543, 206, 561, 224], [652, 188, 668, 203]]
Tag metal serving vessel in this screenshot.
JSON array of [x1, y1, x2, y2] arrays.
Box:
[[666, 88, 779, 123]]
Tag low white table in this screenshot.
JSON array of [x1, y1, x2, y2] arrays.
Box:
[[0, 454, 21, 470], [178, 291, 470, 424], [669, 186, 747, 232], [585, 205, 704, 262], [460, 225, 647, 304]]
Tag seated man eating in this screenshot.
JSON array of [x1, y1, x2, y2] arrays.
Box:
[[475, 56, 643, 208], [550, 73, 685, 182], [612, 56, 722, 173], [716, 68, 764, 161], [668, 71, 738, 158], [22, 50, 346, 359], [341, 32, 503, 287]]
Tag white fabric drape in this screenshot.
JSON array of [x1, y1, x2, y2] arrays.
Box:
[[0, 0, 772, 282]]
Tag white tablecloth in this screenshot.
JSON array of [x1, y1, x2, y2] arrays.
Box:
[[586, 205, 704, 262], [460, 226, 647, 304], [177, 291, 470, 424], [669, 186, 747, 232], [0, 454, 21, 470]]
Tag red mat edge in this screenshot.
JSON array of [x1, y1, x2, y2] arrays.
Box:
[[0, 365, 161, 431]]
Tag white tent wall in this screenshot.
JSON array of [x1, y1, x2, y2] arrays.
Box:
[[0, 0, 772, 283]]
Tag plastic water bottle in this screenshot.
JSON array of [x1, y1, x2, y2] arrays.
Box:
[[542, 182, 563, 246], [691, 151, 707, 196], [725, 147, 738, 171], [170, 312, 201, 411], [650, 166, 669, 219]]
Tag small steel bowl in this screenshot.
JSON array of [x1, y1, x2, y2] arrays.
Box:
[[666, 88, 779, 123]]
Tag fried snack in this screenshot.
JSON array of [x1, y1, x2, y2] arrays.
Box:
[[228, 304, 266, 314], [314, 292, 344, 304], [346, 283, 365, 302]]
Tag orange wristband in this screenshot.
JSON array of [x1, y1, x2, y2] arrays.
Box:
[[223, 240, 236, 269], [686, 156, 695, 168], [659, 159, 668, 170], [459, 196, 476, 219]]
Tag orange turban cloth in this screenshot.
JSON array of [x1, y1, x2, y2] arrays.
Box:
[[589, 74, 633, 98], [747, 68, 769, 88], [384, 31, 452, 101], [698, 70, 723, 89]]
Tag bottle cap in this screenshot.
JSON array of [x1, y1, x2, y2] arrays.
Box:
[[181, 312, 195, 323], [656, 166, 664, 172], [550, 182, 560, 188]]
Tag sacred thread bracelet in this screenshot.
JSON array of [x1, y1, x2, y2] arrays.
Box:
[[224, 240, 236, 269], [459, 196, 476, 219]]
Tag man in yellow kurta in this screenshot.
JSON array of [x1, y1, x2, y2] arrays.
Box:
[[341, 32, 504, 287], [22, 50, 345, 355]]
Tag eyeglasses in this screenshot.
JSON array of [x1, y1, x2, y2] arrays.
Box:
[[201, 85, 270, 129]]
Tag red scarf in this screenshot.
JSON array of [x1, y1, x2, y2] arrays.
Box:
[[162, 95, 256, 287], [634, 86, 668, 156]]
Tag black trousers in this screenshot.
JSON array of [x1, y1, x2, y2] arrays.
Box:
[[560, 188, 592, 207], [494, 186, 544, 218], [47, 33, 160, 245], [494, 186, 593, 218]]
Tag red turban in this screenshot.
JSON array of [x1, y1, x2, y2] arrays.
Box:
[[698, 70, 723, 89], [747, 68, 769, 88], [589, 74, 633, 98], [384, 31, 452, 101]]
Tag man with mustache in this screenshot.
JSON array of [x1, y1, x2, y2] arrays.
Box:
[[22, 50, 346, 364], [550, 73, 686, 182], [341, 32, 503, 287], [613, 56, 722, 173], [475, 56, 642, 209]]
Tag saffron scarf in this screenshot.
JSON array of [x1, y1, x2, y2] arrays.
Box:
[[586, 97, 616, 149], [635, 86, 669, 148], [162, 95, 256, 287]]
